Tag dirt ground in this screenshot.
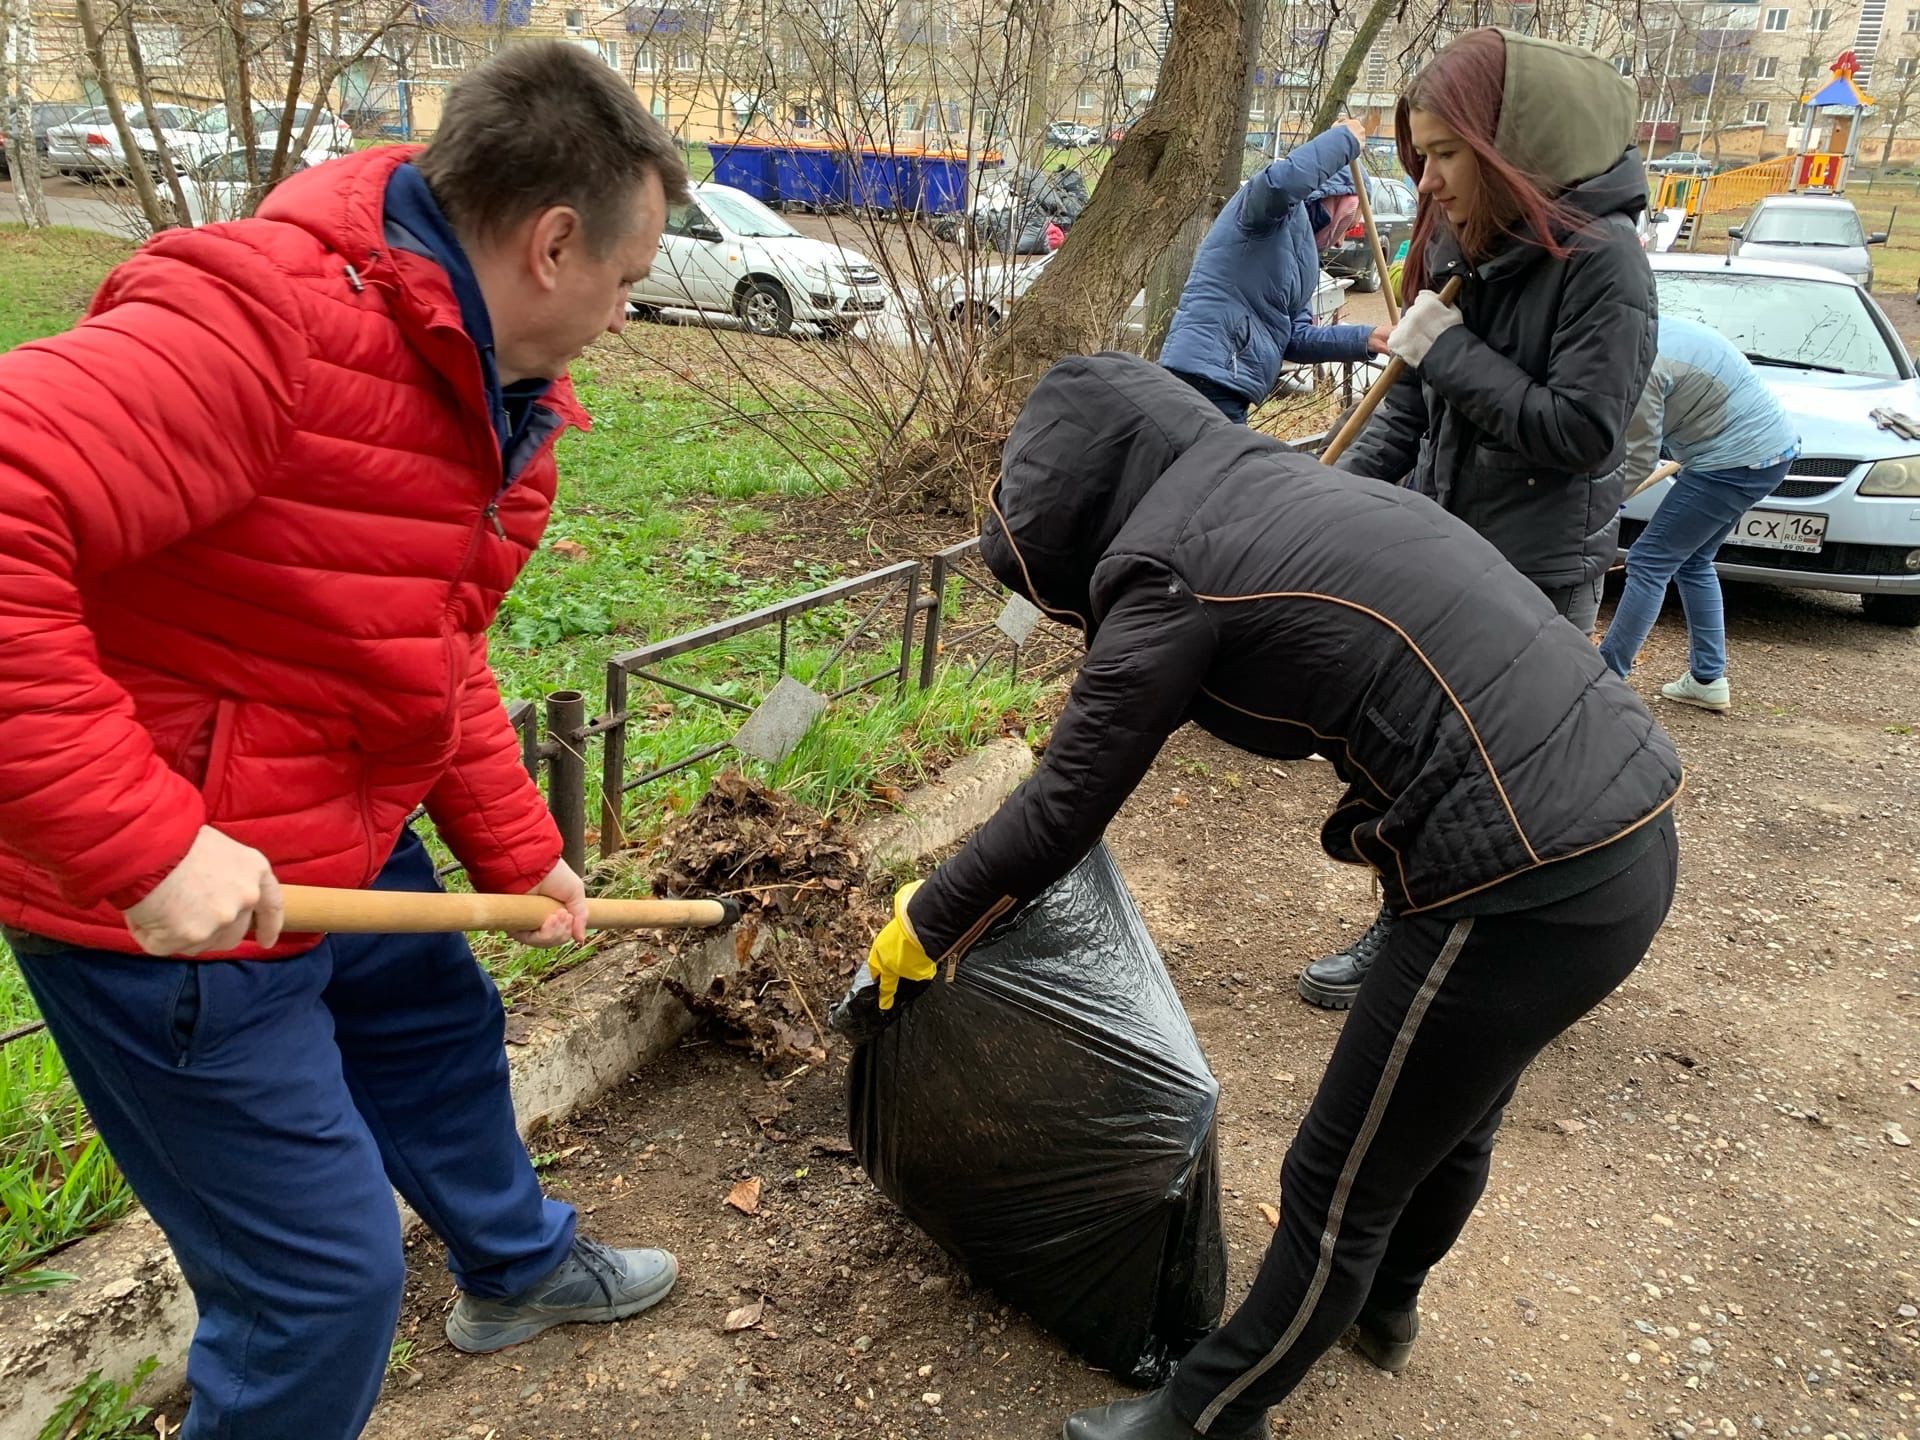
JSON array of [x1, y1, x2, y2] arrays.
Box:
[[356, 572, 1919, 1440]]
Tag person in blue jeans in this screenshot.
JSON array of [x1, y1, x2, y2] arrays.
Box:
[[1599, 315, 1800, 711], [1159, 119, 1390, 424]]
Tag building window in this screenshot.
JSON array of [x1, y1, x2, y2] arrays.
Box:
[[1801, 54, 1820, 77], [1908, 8, 1920, 29], [565, 8, 583, 30], [1366, 50, 1388, 85], [427, 32, 461, 68], [1809, 7, 1831, 28], [1077, 87, 1098, 110], [1764, 7, 1789, 28], [1747, 100, 1770, 122], [1754, 54, 1778, 77], [899, 99, 919, 128], [1694, 100, 1710, 121], [633, 44, 656, 72], [132, 23, 184, 67], [1899, 56, 1919, 76], [674, 42, 698, 71], [596, 37, 619, 67]]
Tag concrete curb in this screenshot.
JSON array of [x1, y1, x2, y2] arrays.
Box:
[[0, 738, 1033, 1439]]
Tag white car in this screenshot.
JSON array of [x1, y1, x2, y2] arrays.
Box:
[[629, 183, 888, 338], [1625, 253, 1920, 626], [170, 105, 349, 172], [44, 104, 198, 177], [178, 149, 313, 226]]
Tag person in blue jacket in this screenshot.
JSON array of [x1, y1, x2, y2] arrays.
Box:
[[1160, 119, 1390, 424], [1598, 314, 1801, 711]]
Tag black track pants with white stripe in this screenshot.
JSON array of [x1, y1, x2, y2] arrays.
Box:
[[1169, 816, 1679, 1436]]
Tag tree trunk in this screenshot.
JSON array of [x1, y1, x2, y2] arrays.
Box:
[[1, 0, 49, 228], [1307, 0, 1398, 133], [74, 0, 173, 233], [1013, 0, 1059, 197], [265, 0, 311, 194], [1881, 95, 1911, 165], [230, 0, 258, 164], [123, 6, 190, 223], [986, 0, 1255, 386], [1141, 0, 1266, 358]]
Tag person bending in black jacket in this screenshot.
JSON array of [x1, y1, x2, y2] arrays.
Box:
[[1304, 27, 1658, 1012], [863, 354, 1682, 1440]]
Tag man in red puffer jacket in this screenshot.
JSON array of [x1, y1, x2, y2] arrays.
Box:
[[0, 45, 689, 1440]]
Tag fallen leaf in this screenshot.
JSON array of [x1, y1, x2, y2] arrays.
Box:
[[872, 784, 909, 807], [1554, 1118, 1587, 1135], [550, 538, 590, 561], [726, 1176, 763, 1215], [502, 1015, 535, 1046], [723, 1298, 766, 1332], [1257, 1203, 1280, 1229]]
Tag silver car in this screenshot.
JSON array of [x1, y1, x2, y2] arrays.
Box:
[[1728, 194, 1886, 290], [1624, 253, 1920, 626]]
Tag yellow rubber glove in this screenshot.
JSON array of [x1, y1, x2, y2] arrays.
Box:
[[867, 880, 935, 1010]]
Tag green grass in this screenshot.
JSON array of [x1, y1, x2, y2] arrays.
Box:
[[0, 226, 133, 352], [0, 232, 1049, 1281]]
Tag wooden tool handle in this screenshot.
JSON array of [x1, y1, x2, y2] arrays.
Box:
[[1320, 276, 1463, 467], [1626, 460, 1683, 502], [1351, 159, 1399, 325], [276, 885, 740, 935]]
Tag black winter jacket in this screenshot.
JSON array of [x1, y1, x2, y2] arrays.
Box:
[[907, 354, 1682, 964], [1337, 151, 1657, 594]]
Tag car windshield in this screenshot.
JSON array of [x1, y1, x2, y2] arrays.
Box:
[[185, 110, 229, 133], [1747, 206, 1866, 247], [699, 188, 798, 238], [1656, 269, 1905, 378]]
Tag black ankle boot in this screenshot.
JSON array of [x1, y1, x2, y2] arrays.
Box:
[[1062, 1387, 1262, 1440], [1352, 1302, 1419, 1373], [1297, 907, 1395, 1010]]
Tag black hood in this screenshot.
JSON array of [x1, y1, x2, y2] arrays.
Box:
[[981, 354, 1226, 630]]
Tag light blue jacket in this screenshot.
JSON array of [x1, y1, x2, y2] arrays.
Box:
[[1625, 315, 1801, 481], [1159, 127, 1375, 405]]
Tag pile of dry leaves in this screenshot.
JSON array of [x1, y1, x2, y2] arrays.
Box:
[[648, 769, 889, 1069]]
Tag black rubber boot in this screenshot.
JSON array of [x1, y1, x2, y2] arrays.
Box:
[[1351, 1303, 1419, 1374], [1061, 1387, 1262, 1440], [1297, 907, 1395, 1010]]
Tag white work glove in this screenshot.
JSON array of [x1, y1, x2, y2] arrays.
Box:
[[1387, 289, 1464, 368]]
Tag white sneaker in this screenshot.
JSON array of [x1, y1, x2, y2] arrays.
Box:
[[1660, 672, 1730, 712]]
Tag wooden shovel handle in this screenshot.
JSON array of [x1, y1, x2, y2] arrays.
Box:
[[1626, 460, 1683, 502], [276, 885, 740, 935], [1320, 276, 1463, 467], [1351, 159, 1399, 325]]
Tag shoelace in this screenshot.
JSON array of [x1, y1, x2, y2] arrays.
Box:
[[568, 1235, 625, 1305]]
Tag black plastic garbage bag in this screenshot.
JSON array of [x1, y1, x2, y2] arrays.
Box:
[[831, 843, 1227, 1385]]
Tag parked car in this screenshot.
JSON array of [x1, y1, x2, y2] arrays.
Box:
[[1728, 194, 1885, 289], [1645, 150, 1717, 177], [0, 102, 89, 171], [928, 251, 1348, 358], [628, 182, 888, 338], [1623, 252, 1920, 626], [178, 148, 310, 225], [43, 103, 199, 177], [170, 104, 353, 170], [1321, 174, 1416, 293], [1045, 122, 1102, 148]]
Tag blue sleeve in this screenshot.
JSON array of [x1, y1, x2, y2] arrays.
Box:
[[1286, 316, 1375, 365], [1242, 127, 1362, 230]]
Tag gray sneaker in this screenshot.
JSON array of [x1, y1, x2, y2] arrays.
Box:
[[445, 1236, 678, 1353]]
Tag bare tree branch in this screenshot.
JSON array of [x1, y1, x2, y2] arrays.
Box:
[[75, 0, 173, 233], [123, 2, 192, 221]]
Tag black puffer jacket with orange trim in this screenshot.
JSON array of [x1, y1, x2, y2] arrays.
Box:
[[904, 352, 1682, 966]]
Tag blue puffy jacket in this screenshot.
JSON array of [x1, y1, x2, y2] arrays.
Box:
[[1159, 127, 1375, 406]]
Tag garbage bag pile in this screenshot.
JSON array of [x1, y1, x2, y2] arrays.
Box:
[[832, 843, 1227, 1384]]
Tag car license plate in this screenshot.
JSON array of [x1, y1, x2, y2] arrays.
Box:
[[1731, 508, 1827, 553]]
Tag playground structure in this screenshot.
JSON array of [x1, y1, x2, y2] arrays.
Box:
[[1650, 52, 1873, 247]]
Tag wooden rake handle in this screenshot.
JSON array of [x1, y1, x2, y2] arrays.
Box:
[[1350, 159, 1400, 326], [276, 885, 741, 935], [1319, 276, 1463, 467], [1626, 460, 1683, 502]]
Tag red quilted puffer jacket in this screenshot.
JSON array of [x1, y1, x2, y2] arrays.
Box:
[[0, 146, 578, 957]]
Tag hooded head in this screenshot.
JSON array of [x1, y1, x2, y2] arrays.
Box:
[[1397, 28, 1639, 290], [1305, 169, 1361, 251], [980, 354, 1225, 632]]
